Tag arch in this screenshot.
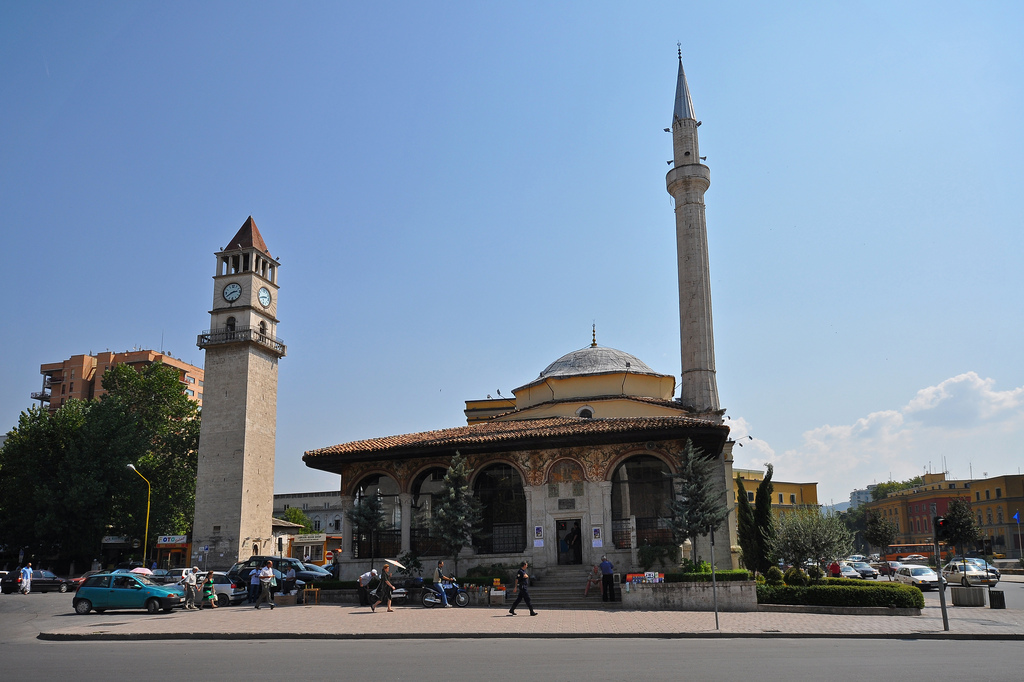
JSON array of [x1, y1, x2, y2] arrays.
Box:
[[604, 448, 676, 482], [409, 467, 448, 555], [473, 463, 526, 555], [545, 458, 585, 484], [225, 316, 236, 333], [258, 320, 267, 338], [576, 405, 594, 419], [610, 455, 674, 550], [350, 473, 401, 559]]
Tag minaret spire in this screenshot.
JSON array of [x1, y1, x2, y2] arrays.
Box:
[[666, 52, 720, 414]]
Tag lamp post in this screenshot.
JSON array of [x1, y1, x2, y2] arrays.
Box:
[[127, 464, 151, 566]]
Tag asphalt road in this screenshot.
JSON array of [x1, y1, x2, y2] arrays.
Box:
[[2, 587, 1022, 681]]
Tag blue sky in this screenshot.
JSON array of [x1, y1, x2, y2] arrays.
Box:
[[3, 1, 1022, 506]]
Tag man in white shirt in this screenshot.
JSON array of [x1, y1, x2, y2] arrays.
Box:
[[179, 567, 199, 609], [254, 560, 276, 610], [357, 568, 378, 606]]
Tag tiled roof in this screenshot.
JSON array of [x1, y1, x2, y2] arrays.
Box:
[[225, 216, 271, 257], [304, 415, 726, 462]]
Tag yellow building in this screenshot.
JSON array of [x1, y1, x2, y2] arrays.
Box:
[[35, 349, 204, 411], [970, 474, 1024, 557], [733, 468, 818, 513]]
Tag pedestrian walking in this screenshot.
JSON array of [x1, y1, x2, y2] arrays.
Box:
[[201, 571, 218, 608], [599, 555, 615, 602], [357, 568, 378, 607], [179, 566, 199, 609], [371, 563, 394, 613], [248, 567, 261, 603], [508, 561, 537, 616], [19, 562, 33, 595], [254, 560, 276, 610]]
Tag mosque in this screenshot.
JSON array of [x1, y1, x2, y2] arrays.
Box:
[[303, 54, 738, 578]]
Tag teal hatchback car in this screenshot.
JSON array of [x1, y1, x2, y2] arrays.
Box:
[[73, 573, 185, 614]]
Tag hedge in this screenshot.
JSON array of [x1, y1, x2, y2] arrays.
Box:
[[820, 577, 906, 588], [757, 584, 924, 609], [663, 570, 751, 583]]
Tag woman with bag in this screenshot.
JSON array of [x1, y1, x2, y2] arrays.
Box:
[[201, 572, 218, 608]]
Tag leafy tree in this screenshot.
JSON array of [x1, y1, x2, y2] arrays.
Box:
[[753, 464, 776, 572], [346, 493, 390, 570], [871, 476, 924, 501], [430, 451, 482, 576], [277, 507, 315, 534], [0, 362, 199, 570], [944, 497, 980, 578], [771, 508, 854, 568], [667, 440, 729, 565], [840, 505, 868, 553], [863, 511, 898, 580], [735, 476, 760, 574]]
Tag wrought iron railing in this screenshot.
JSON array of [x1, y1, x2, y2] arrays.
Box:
[[474, 523, 526, 555], [350, 529, 401, 560], [611, 516, 674, 549], [197, 326, 287, 356], [410, 528, 446, 556]]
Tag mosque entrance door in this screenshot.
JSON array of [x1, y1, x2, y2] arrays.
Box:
[[556, 519, 583, 565]]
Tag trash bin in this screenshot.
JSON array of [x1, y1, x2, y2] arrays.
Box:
[[989, 590, 1005, 609]]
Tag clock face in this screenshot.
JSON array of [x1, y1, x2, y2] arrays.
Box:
[[222, 283, 242, 302], [258, 287, 272, 307]]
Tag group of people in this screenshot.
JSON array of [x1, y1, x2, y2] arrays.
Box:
[[176, 566, 221, 610]]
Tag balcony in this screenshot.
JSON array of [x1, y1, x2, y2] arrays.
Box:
[[30, 391, 51, 402], [197, 325, 287, 357]]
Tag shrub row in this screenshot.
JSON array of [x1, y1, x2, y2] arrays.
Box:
[[663, 570, 751, 583], [757, 584, 924, 609]]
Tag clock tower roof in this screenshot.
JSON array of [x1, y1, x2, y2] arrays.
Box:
[[225, 216, 272, 257]]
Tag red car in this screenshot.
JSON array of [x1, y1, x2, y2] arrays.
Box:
[[877, 561, 903, 577]]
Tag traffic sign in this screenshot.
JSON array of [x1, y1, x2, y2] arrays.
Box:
[[325, 550, 333, 562]]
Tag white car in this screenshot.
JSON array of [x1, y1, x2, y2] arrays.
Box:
[[197, 571, 247, 607], [839, 564, 861, 580], [942, 561, 996, 587], [895, 565, 945, 591]]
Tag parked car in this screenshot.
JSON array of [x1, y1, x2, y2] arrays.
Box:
[[198, 571, 247, 607], [300, 562, 332, 578], [900, 554, 928, 564], [73, 572, 185, 614], [1, 569, 72, 594], [70, 570, 104, 590], [227, 556, 327, 585], [953, 557, 1001, 581], [846, 555, 865, 563], [839, 564, 861, 580], [877, 561, 903, 577], [895, 565, 945, 591], [850, 562, 879, 579], [942, 561, 997, 587]]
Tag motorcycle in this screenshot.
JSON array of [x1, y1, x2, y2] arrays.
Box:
[[421, 580, 470, 608]]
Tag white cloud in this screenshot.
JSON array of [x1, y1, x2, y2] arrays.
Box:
[[731, 372, 1024, 505]]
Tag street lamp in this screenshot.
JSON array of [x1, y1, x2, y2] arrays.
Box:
[[127, 464, 151, 566]]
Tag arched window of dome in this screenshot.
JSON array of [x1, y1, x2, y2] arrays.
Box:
[[473, 464, 526, 555], [410, 467, 447, 555], [576, 406, 594, 419], [610, 455, 673, 550], [352, 474, 401, 558]]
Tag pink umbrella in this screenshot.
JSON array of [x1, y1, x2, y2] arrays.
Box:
[[130, 567, 153, 575]]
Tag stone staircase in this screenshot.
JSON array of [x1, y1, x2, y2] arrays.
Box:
[[514, 566, 622, 610]]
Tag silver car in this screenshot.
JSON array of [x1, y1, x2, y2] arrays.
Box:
[[895, 565, 945, 590], [942, 561, 997, 587]]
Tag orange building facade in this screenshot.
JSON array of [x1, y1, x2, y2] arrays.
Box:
[[34, 350, 204, 411]]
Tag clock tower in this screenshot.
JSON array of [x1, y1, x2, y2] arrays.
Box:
[[192, 216, 286, 569]]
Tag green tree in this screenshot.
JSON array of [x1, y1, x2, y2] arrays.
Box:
[[346, 493, 389, 570], [752, 464, 776, 572], [430, 451, 482, 576], [863, 511, 898, 580], [735, 475, 761, 574], [0, 362, 200, 570], [943, 497, 980, 579], [667, 440, 729, 564], [277, 507, 315, 534], [871, 477, 924, 501], [771, 508, 854, 568], [840, 505, 868, 553]]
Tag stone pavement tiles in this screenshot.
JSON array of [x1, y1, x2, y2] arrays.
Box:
[[39, 603, 1024, 641]]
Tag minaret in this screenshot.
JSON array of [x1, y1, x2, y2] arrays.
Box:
[[192, 217, 286, 569], [666, 50, 720, 413]]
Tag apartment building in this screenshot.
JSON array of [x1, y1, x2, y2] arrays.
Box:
[[34, 349, 204, 411]]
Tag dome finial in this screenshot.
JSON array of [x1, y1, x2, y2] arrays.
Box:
[[591, 323, 597, 348], [677, 42, 682, 62]]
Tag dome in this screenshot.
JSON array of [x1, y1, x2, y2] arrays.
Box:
[[537, 345, 659, 380]]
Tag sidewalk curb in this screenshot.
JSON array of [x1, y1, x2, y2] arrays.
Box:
[[36, 630, 1024, 642]]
